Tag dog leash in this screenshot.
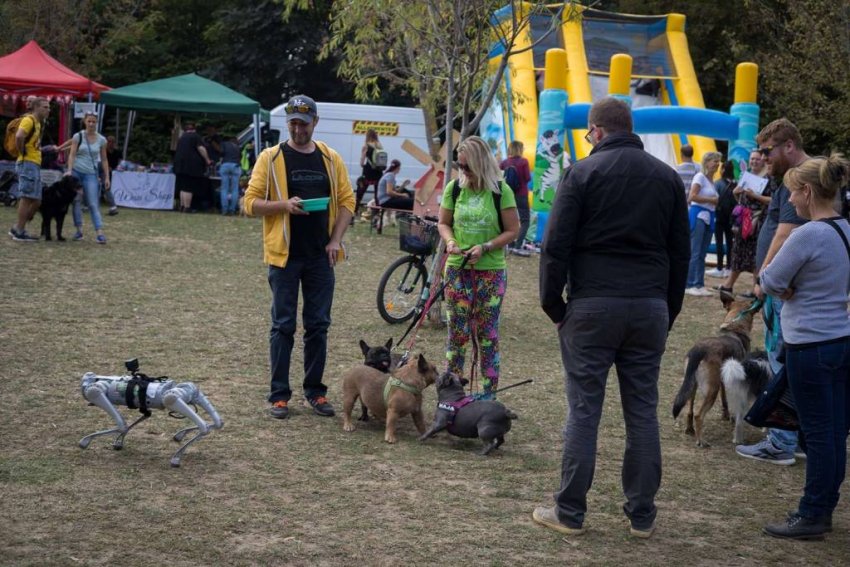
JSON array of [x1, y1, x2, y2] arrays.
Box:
[[396, 252, 468, 363], [490, 379, 534, 395]]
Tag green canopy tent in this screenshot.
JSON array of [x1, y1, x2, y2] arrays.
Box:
[[98, 73, 263, 160]]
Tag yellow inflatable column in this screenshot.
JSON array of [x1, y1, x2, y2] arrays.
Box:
[[666, 13, 717, 162], [608, 54, 632, 102], [561, 7, 593, 159]]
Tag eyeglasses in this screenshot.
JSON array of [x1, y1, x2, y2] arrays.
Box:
[[584, 126, 597, 144], [285, 102, 313, 115], [454, 161, 471, 173], [757, 145, 777, 156]]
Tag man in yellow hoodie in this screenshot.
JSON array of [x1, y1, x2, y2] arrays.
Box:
[[244, 95, 355, 419]]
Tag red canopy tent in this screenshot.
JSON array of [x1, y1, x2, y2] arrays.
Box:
[[0, 40, 109, 101], [0, 40, 110, 150]]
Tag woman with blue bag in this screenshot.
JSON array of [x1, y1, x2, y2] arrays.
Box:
[[759, 154, 850, 540]]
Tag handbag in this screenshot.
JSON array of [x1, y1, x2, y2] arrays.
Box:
[[744, 363, 799, 430]]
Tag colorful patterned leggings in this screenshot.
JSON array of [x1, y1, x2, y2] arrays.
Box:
[[444, 267, 507, 396]]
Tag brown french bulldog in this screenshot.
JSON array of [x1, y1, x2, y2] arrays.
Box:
[[341, 353, 438, 443]]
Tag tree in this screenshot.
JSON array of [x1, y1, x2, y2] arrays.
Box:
[[300, 0, 571, 171]]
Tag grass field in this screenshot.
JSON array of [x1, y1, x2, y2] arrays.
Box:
[[1, 205, 847, 566]]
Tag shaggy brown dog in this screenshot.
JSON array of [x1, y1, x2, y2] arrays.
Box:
[[672, 292, 763, 447]]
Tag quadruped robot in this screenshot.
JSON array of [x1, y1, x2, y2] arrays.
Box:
[[79, 359, 223, 467]]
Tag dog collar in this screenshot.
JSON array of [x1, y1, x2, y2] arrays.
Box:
[[734, 297, 764, 321]]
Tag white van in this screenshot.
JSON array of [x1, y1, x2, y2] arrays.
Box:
[[262, 102, 432, 196]]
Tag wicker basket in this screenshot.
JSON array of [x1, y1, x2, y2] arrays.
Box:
[[398, 215, 439, 255]]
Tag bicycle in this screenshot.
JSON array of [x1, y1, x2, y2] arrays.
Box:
[[376, 213, 445, 325]]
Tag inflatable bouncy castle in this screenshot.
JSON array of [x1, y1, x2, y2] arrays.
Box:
[[479, 4, 760, 239]]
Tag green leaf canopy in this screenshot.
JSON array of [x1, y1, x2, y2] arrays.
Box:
[[99, 73, 260, 115]]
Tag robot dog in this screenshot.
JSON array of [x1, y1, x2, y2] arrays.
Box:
[[79, 359, 223, 467]]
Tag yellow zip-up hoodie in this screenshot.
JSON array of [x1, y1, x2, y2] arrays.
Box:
[[244, 141, 355, 267]]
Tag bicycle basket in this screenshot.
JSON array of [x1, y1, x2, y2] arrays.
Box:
[[398, 215, 439, 255]]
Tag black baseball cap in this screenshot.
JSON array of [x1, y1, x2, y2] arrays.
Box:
[[284, 95, 318, 123]]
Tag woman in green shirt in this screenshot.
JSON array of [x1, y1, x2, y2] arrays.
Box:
[[438, 136, 520, 399]]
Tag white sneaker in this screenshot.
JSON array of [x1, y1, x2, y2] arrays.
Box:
[[705, 268, 724, 278], [694, 287, 714, 296], [721, 269, 732, 278], [685, 287, 700, 296]]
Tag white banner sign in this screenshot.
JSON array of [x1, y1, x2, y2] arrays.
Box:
[[112, 171, 175, 210], [73, 102, 97, 119]]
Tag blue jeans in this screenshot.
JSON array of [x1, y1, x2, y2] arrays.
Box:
[[219, 162, 241, 213], [71, 171, 103, 230], [764, 297, 799, 453], [267, 255, 335, 403], [686, 219, 712, 288], [785, 338, 850, 518]]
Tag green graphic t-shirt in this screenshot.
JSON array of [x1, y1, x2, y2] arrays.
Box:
[[441, 180, 516, 270]]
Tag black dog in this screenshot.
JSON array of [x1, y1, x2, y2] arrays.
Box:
[[357, 338, 403, 421], [40, 176, 82, 241], [419, 371, 516, 455]]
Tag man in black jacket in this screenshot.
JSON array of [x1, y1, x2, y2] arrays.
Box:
[[533, 98, 689, 539]]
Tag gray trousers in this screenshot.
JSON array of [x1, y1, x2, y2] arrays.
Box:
[[555, 297, 668, 529]]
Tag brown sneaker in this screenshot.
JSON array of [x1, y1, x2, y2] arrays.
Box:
[[269, 400, 289, 419], [532, 506, 586, 536]]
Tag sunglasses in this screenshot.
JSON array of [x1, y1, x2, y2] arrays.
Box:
[[454, 161, 471, 173], [584, 125, 597, 144], [285, 102, 314, 115], [757, 144, 777, 156]]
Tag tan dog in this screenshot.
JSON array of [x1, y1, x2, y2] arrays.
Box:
[[341, 353, 438, 443], [672, 292, 763, 447]]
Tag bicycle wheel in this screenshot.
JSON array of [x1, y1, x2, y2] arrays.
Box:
[[377, 255, 428, 324]]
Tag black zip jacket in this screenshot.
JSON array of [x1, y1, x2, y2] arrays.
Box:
[[539, 132, 690, 329]]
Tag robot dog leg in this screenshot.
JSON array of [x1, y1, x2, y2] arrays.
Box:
[[163, 383, 223, 467], [79, 359, 223, 467]]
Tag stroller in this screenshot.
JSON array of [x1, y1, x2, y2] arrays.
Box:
[[0, 170, 17, 207]]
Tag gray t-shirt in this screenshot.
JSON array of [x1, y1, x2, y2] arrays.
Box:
[[675, 161, 700, 197], [376, 171, 397, 205], [755, 180, 807, 270], [72, 132, 106, 175], [761, 219, 850, 345]]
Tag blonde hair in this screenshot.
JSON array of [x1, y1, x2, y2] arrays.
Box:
[[457, 136, 502, 192], [783, 153, 850, 202], [508, 140, 524, 158], [701, 151, 722, 169]]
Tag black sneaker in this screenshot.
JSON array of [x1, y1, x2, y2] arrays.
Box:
[[269, 400, 290, 419], [763, 513, 829, 540], [304, 395, 335, 417], [9, 227, 38, 242]]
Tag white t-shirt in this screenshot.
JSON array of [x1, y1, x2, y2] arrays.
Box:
[[690, 172, 717, 212]]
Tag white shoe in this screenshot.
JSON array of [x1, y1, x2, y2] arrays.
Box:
[[705, 268, 724, 278], [685, 287, 700, 296], [721, 269, 732, 278], [694, 287, 714, 296]]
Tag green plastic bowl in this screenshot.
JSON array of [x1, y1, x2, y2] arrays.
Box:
[[300, 197, 330, 212]]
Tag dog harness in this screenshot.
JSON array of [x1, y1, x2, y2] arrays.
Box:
[[124, 373, 167, 416], [383, 376, 420, 404], [437, 396, 476, 432]]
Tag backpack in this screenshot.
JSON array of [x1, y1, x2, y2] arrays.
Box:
[[4, 114, 36, 159], [502, 164, 520, 192], [450, 179, 504, 233], [369, 146, 388, 170], [715, 179, 737, 221]]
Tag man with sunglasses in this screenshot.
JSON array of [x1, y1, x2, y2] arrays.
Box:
[[535, 98, 689, 539], [736, 118, 810, 466], [243, 94, 355, 420]]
